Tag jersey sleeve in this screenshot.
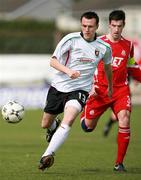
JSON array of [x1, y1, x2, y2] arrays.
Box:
[[128, 62, 141, 82], [127, 42, 141, 82], [127, 42, 134, 66], [52, 32, 80, 64], [52, 38, 72, 64], [103, 46, 112, 64]]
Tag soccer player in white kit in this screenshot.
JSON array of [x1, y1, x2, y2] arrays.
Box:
[[38, 11, 113, 171]]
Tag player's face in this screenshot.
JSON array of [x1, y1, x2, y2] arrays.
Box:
[[81, 17, 98, 41], [109, 20, 125, 41]]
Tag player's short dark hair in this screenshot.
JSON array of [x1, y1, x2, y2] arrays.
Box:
[[109, 10, 125, 24], [80, 11, 99, 25]]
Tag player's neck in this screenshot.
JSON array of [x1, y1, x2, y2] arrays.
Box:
[[80, 32, 97, 42], [106, 34, 121, 43]]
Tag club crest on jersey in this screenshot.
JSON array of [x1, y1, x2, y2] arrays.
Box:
[[121, 50, 126, 56], [95, 49, 99, 56]]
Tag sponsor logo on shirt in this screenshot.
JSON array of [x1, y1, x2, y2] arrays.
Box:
[[79, 58, 94, 63]]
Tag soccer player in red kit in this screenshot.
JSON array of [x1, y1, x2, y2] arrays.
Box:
[[80, 10, 141, 172], [103, 63, 141, 137], [103, 37, 141, 137]]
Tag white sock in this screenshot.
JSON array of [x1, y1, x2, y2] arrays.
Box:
[[42, 123, 71, 157]]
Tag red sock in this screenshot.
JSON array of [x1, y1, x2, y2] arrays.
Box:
[[115, 126, 130, 164]]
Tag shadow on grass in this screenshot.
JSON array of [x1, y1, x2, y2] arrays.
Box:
[[127, 167, 141, 174], [81, 167, 141, 175]]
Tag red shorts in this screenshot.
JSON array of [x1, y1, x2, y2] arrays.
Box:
[[81, 85, 131, 120]]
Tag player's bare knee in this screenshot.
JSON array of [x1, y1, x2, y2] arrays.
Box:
[[118, 111, 130, 126], [81, 118, 94, 132]]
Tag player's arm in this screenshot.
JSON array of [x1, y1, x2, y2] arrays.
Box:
[[50, 57, 80, 79], [104, 63, 113, 97], [103, 44, 113, 98], [51, 38, 80, 79], [127, 57, 141, 82], [89, 75, 99, 97]]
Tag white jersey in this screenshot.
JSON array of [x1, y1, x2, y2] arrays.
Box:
[[51, 32, 112, 92]]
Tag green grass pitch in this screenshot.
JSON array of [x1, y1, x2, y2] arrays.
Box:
[[0, 106, 141, 180]]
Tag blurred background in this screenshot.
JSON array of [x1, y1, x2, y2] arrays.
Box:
[[0, 0, 141, 108]]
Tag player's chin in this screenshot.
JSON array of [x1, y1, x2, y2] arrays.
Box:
[[113, 34, 120, 39], [83, 34, 91, 41]]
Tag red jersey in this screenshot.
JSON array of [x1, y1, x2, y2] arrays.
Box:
[[94, 35, 133, 87]]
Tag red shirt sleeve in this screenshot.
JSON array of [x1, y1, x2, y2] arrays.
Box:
[[128, 63, 141, 82]]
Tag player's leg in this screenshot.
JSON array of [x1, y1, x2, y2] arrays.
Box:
[[39, 90, 88, 171], [41, 112, 61, 142], [103, 111, 117, 137], [46, 117, 61, 143], [80, 95, 108, 132], [38, 86, 63, 170], [113, 95, 131, 172], [81, 111, 100, 132], [114, 109, 130, 172], [39, 112, 60, 171], [41, 86, 62, 142], [41, 112, 57, 129], [39, 100, 82, 171]]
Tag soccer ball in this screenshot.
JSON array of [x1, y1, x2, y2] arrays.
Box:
[[1, 101, 25, 124]]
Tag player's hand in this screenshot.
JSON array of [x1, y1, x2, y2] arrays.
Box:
[[68, 70, 80, 79], [89, 84, 99, 97]]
